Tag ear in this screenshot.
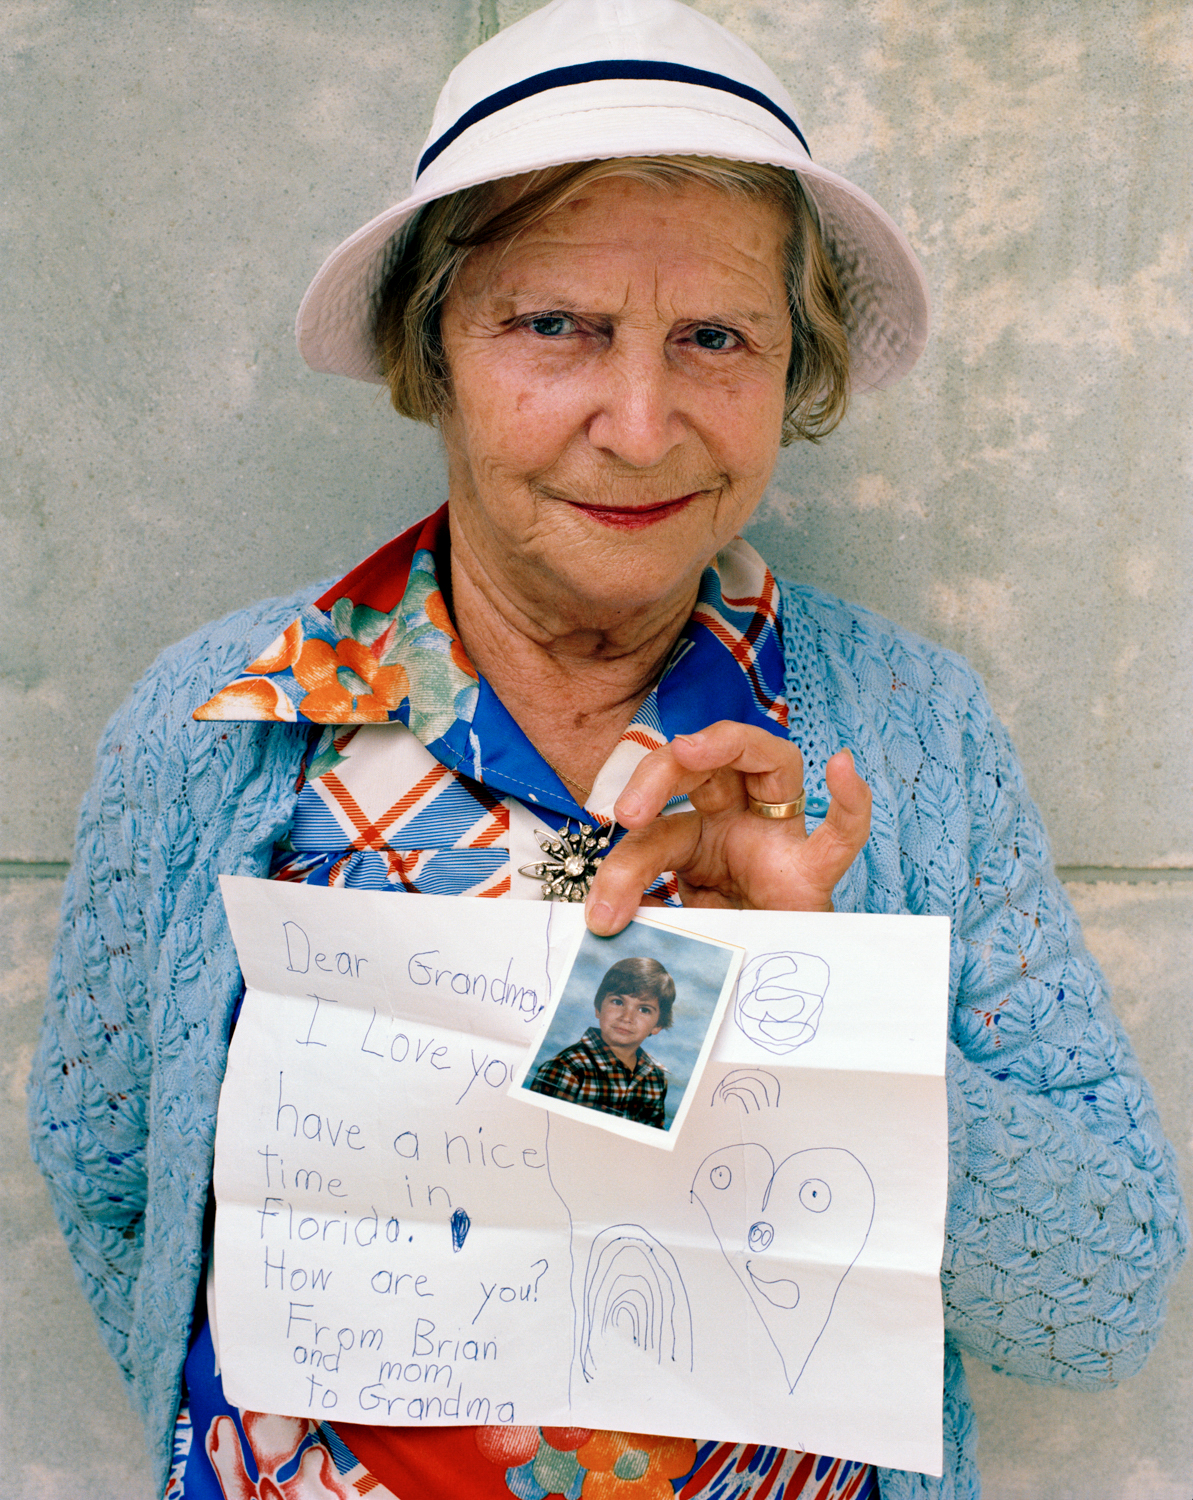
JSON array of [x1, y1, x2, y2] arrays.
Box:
[[649, 1025, 662, 1036]]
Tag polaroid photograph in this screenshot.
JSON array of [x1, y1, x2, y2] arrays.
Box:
[[511, 916, 744, 1149]]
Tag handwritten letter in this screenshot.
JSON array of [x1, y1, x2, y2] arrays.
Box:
[[214, 876, 950, 1475]]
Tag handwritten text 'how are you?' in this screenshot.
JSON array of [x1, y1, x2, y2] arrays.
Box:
[[217, 879, 954, 1468], [212, 906, 573, 1426]]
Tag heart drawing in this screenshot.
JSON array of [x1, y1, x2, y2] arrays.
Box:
[[691, 1143, 875, 1391]]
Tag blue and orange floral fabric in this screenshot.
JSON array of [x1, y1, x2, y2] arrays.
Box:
[[196, 509, 479, 739], [197, 503, 794, 900]]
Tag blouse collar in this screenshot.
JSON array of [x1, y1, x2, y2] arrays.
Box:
[[195, 504, 788, 821]]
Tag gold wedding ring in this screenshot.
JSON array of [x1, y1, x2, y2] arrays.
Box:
[[747, 791, 807, 820]]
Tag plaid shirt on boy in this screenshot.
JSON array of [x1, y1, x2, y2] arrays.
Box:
[[529, 1025, 667, 1128]]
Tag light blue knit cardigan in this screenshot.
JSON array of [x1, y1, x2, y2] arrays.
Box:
[[29, 578, 1188, 1498]]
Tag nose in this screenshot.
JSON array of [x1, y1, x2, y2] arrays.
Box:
[[584, 336, 687, 471]]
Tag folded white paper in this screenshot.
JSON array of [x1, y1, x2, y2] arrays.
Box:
[[214, 876, 950, 1476]]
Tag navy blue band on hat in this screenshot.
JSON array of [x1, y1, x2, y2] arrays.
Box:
[[416, 60, 811, 178]]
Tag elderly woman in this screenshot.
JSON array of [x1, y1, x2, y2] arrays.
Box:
[[29, 2, 1186, 1499]]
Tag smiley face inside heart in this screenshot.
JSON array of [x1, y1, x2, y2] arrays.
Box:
[[691, 1144, 875, 1391]]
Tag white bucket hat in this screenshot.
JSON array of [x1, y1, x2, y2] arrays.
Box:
[[296, 0, 929, 394]]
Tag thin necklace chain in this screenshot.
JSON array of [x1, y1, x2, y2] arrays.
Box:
[[520, 732, 594, 799], [533, 748, 593, 800]]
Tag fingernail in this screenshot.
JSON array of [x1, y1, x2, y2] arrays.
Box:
[[586, 898, 614, 934], [617, 791, 642, 819]]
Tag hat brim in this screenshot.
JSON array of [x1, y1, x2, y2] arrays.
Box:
[[296, 96, 929, 395]]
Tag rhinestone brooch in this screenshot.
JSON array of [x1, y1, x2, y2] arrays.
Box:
[[519, 821, 612, 902]]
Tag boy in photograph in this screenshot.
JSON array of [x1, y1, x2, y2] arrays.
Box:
[[529, 956, 675, 1129]]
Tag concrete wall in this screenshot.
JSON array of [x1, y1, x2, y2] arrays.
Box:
[[3, 2, 1189, 1494]]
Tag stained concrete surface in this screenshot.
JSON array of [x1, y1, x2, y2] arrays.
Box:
[[4, 0, 1191, 1495], [3, 0, 1191, 866]]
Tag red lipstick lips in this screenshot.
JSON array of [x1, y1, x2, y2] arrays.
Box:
[[569, 494, 697, 530]]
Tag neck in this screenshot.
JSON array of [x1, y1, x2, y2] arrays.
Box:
[[600, 1033, 642, 1071], [448, 519, 699, 790]]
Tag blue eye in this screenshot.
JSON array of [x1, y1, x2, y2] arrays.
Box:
[[529, 314, 572, 337], [693, 326, 732, 350]]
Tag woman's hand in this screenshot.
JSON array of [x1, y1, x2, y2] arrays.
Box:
[[584, 722, 871, 935]]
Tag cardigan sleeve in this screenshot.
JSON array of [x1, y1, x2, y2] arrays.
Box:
[[937, 683, 1189, 1387], [27, 590, 314, 1459], [27, 641, 202, 1381], [785, 583, 1188, 1394]]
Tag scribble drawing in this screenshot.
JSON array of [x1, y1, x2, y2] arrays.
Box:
[[691, 1144, 874, 1392], [450, 1207, 471, 1252], [579, 1225, 694, 1381], [733, 952, 829, 1055], [712, 1068, 781, 1112]]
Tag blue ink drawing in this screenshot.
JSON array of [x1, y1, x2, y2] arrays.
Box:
[[450, 1207, 471, 1252], [580, 1224, 693, 1381], [733, 952, 828, 1055], [712, 1068, 781, 1112], [691, 1144, 874, 1392]]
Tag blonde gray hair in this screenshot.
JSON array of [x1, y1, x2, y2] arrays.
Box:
[[374, 156, 851, 444]]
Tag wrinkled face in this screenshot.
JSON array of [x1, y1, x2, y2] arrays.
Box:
[[439, 175, 792, 627], [596, 989, 663, 1053]]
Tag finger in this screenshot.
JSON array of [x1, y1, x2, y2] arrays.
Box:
[[585, 810, 705, 935], [798, 749, 872, 895], [614, 722, 806, 826], [673, 722, 807, 806]]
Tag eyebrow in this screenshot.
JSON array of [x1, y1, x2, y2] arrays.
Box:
[[488, 286, 783, 332], [693, 302, 782, 325]]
